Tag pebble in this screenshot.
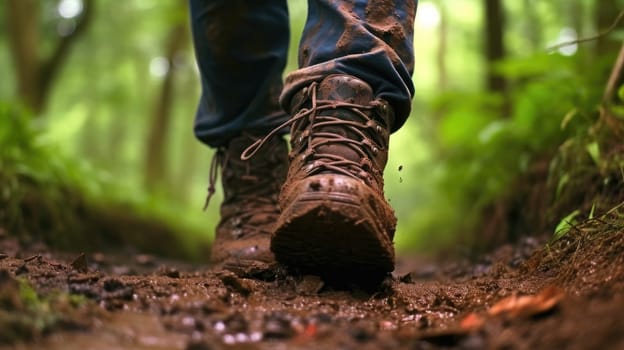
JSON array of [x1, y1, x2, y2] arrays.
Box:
[[263, 313, 295, 339], [296, 275, 324, 295]]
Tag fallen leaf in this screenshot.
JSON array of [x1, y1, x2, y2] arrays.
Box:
[[460, 313, 485, 331], [488, 285, 564, 318]]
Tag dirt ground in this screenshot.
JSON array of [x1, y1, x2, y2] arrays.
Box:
[[1, 205, 624, 350]]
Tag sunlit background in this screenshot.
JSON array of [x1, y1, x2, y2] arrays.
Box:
[[1, 0, 620, 259]]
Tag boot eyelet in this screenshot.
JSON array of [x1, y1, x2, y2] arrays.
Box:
[[376, 125, 383, 133], [372, 146, 378, 154]]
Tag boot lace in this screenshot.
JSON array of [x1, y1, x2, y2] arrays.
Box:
[[205, 138, 284, 238], [241, 82, 387, 185]]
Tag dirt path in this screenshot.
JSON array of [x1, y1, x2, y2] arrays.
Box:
[[1, 210, 624, 350]]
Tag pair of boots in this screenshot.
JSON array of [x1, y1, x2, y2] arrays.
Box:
[[210, 75, 396, 281]]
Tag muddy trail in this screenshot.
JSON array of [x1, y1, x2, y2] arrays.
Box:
[[1, 206, 624, 350]]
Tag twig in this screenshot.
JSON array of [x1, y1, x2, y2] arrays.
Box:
[[603, 42, 624, 103], [547, 11, 624, 52], [24, 254, 41, 262]]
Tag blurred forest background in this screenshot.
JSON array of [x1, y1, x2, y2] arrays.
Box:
[[1, 0, 624, 261]]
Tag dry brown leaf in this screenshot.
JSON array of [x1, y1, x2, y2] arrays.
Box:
[[488, 285, 564, 318], [459, 313, 485, 331]]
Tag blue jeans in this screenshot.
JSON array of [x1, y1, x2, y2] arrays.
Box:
[[190, 0, 417, 148]]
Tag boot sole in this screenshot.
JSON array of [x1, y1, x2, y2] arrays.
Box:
[[271, 191, 395, 284]]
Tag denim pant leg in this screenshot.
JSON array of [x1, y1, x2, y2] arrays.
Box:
[[281, 0, 417, 132], [189, 0, 290, 148]]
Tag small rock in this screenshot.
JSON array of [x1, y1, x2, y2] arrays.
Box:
[[296, 275, 324, 295], [379, 320, 396, 331], [263, 313, 294, 339], [71, 253, 88, 273], [182, 316, 195, 326], [350, 326, 375, 342], [398, 272, 413, 283], [103, 278, 125, 292], [224, 313, 248, 333], [135, 254, 155, 266], [200, 299, 226, 314], [70, 283, 100, 299], [15, 263, 28, 275], [159, 266, 180, 278], [215, 287, 231, 303], [218, 271, 253, 296]]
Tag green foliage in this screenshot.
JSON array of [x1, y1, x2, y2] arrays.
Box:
[[399, 51, 608, 250], [0, 102, 210, 260], [0, 103, 88, 244], [3, 0, 622, 256], [0, 272, 90, 344]]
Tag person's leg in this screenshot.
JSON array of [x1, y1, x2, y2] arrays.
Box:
[[270, 0, 417, 282], [190, 0, 290, 147], [189, 0, 290, 274], [281, 0, 416, 130]]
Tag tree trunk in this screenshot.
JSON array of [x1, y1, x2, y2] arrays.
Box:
[[5, 0, 94, 115], [6, 0, 40, 111], [484, 0, 506, 93], [144, 23, 188, 191], [483, 0, 509, 115]]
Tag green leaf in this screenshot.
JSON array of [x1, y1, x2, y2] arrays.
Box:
[[560, 108, 578, 130], [586, 142, 601, 166], [618, 84, 624, 102], [553, 210, 581, 242], [555, 173, 570, 199], [589, 202, 596, 219]]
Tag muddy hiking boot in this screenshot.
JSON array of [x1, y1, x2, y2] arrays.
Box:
[[243, 74, 397, 283], [207, 133, 289, 277]]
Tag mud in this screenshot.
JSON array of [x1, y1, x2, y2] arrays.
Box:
[[1, 207, 624, 349]]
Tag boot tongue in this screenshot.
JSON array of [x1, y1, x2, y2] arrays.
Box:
[[310, 75, 377, 177], [317, 75, 374, 105]]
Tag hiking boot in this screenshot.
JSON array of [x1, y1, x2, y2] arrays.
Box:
[[271, 74, 397, 281], [209, 133, 289, 277]]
